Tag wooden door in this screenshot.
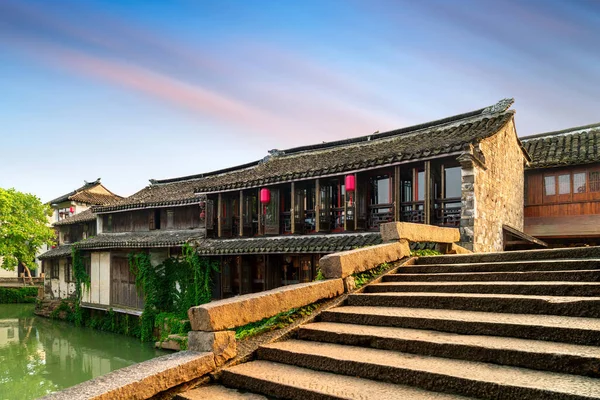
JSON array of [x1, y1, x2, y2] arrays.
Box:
[[111, 257, 144, 309]]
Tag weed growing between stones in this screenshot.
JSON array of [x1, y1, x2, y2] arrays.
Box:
[[352, 262, 392, 289], [410, 249, 442, 257], [234, 302, 322, 341]]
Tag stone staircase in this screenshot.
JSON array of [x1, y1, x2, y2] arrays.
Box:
[[181, 248, 600, 399]]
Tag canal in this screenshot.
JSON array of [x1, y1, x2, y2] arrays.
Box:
[[0, 304, 168, 400]]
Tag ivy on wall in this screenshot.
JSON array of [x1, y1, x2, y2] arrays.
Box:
[[129, 244, 220, 342], [71, 248, 91, 327]]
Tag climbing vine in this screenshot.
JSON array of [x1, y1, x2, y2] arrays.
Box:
[[128, 246, 220, 342], [71, 248, 90, 326]]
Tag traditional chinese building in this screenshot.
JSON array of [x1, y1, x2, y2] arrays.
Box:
[[522, 123, 600, 246], [38, 180, 122, 299], [74, 98, 526, 312]]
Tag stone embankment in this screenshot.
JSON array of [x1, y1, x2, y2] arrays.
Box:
[[184, 246, 600, 399]]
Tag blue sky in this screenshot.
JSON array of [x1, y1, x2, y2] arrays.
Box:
[[1, 0, 599, 202]]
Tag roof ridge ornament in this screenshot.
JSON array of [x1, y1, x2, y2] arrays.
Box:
[[261, 148, 285, 164], [483, 98, 514, 115]]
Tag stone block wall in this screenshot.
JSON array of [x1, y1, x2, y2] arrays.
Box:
[[460, 118, 524, 252]]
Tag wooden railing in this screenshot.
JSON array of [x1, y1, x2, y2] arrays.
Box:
[[368, 203, 394, 230], [435, 197, 461, 227], [400, 201, 425, 223]]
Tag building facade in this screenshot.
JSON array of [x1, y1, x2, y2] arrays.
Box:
[[68, 99, 526, 313], [522, 123, 600, 246], [38, 180, 122, 299]]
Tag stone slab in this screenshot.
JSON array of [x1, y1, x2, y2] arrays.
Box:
[[178, 385, 268, 399], [380, 222, 460, 244], [319, 240, 410, 279], [258, 339, 600, 399], [188, 330, 237, 366], [222, 360, 467, 400], [449, 243, 473, 254], [41, 351, 215, 400], [188, 279, 344, 331]]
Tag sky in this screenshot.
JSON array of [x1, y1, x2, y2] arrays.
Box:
[[1, 0, 599, 202]]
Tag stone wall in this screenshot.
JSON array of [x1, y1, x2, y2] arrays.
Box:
[[460, 118, 524, 252]]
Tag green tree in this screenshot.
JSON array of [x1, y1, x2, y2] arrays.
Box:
[[0, 188, 55, 280]]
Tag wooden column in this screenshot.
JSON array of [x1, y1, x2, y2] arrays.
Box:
[[424, 161, 432, 225], [239, 190, 244, 237], [217, 193, 223, 237], [257, 188, 262, 236], [263, 255, 267, 292], [290, 182, 296, 234], [440, 164, 446, 211], [394, 165, 401, 222], [354, 173, 359, 230], [315, 179, 321, 233]]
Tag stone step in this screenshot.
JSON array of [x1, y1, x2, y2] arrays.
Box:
[[415, 246, 600, 265], [320, 306, 600, 345], [367, 281, 600, 297], [177, 384, 268, 399], [347, 292, 600, 318], [221, 360, 471, 400], [400, 260, 600, 274], [297, 322, 600, 377], [384, 269, 600, 282], [257, 340, 600, 400]]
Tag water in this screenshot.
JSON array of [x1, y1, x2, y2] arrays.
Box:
[[0, 304, 168, 400]]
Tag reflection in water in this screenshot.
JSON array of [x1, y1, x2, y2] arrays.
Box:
[[0, 304, 167, 400]]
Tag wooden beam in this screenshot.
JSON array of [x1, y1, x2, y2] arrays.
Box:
[[257, 188, 262, 236], [394, 165, 401, 221], [291, 182, 296, 234], [424, 161, 432, 225], [315, 179, 321, 233], [217, 193, 223, 238]]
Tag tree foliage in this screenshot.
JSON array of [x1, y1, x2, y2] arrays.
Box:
[[0, 188, 55, 272]]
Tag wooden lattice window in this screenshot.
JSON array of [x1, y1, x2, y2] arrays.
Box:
[[590, 170, 600, 192]]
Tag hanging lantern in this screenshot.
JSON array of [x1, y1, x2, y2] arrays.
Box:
[[260, 188, 271, 204], [345, 175, 356, 192], [69, 206, 75, 214], [200, 210, 206, 219]]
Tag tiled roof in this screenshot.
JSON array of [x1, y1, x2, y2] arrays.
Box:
[[53, 209, 96, 226], [195, 232, 383, 255], [521, 123, 600, 169], [94, 99, 516, 212], [75, 229, 206, 250], [38, 245, 73, 260], [48, 178, 123, 206]]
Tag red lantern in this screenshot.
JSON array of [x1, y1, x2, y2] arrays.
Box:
[[200, 211, 206, 219], [69, 206, 75, 214], [345, 175, 355, 192], [260, 188, 271, 204]]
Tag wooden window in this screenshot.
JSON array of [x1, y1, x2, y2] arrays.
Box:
[[590, 170, 600, 192], [50, 260, 59, 279], [106, 215, 113, 232], [65, 261, 73, 283], [544, 176, 556, 196], [149, 209, 160, 230], [166, 209, 174, 229], [558, 174, 570, 195], [574, 172, 587, 194]]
